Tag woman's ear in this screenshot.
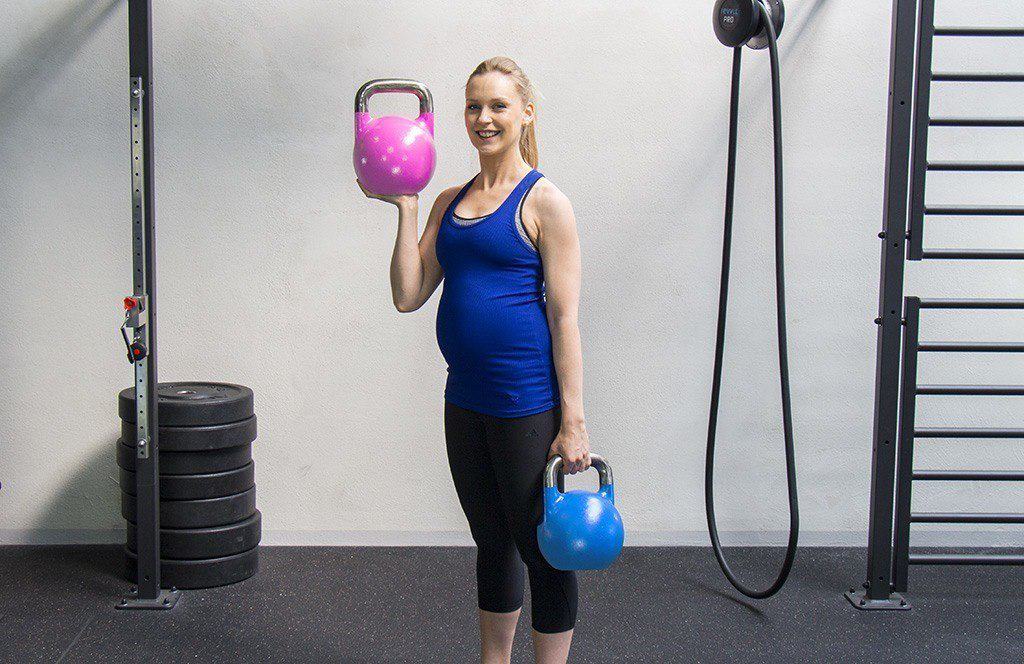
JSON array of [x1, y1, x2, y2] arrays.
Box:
[[522, 101, 536, 126]]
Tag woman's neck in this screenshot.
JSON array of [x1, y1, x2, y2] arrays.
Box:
[[476, 149, 532, 189]]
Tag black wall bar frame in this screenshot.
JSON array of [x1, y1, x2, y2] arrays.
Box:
[[852, 0, 1024, 610]]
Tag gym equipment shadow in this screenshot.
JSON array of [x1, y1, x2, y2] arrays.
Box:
[[0, 0, 120, 122], [23, 435, 126, 571]]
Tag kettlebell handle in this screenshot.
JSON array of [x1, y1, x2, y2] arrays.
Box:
[[544, 454, 612, 489], [355, 79, 433, 116]]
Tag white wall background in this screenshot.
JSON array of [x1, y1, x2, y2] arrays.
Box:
[[1, 0, 1021, 547]]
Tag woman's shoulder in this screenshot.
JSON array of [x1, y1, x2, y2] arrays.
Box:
[[526, 176, 573, 220], [430, 184, 465, 213], [439, 184, 465, 202]]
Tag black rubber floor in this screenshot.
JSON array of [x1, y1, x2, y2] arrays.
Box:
[[0, 546, 1020, 663]]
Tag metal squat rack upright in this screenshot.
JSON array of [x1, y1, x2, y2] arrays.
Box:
[[850, 0, 1024, 610], [117, 0, 180, 611]]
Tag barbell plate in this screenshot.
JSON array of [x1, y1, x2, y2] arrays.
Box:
[[117, 440, 252, 475], [119, 462, 255, 500], [120, 486, 256, 528], [119, 415, 257, 452], [124, 545, 259, 589], [126, 511, 262, 559], [119, 382, 254, 426]]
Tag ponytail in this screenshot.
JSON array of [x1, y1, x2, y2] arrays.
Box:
[[520, 120, 538, 169]]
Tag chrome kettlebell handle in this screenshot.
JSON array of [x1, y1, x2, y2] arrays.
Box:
[[355, 78, 433, 116], [544, 454, 612, 489]]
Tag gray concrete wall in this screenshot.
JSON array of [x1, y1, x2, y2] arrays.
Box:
[[1, 0, 1021, 547]]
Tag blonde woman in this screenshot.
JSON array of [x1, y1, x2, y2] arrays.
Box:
[[360, 57, 589, 664]]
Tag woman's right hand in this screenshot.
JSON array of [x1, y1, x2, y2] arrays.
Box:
[[357, 180, 418, 211]]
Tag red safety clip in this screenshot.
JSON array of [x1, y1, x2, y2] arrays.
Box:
[[120, 296, 147, 363]]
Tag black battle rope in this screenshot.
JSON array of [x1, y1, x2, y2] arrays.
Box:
[[704, 4, 798, 599]]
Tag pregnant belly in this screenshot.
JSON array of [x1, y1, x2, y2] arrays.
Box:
[[436, 293, 552, 370]]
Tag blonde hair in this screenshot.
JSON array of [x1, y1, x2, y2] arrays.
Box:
[[467, 57, 539, 168]]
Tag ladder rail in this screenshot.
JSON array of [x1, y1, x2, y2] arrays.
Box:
[[892, 297, 921, 591], [907, 0, 936, 260]]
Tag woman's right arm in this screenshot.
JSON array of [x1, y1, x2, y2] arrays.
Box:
[[359, 182, 460, 312]]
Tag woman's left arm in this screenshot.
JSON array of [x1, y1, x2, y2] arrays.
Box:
[[533, 183, 591, 474]]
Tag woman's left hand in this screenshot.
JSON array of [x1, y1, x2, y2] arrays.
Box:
[[548, 421, 591, 475]]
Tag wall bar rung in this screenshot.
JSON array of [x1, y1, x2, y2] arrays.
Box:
[[920, 250, 1024, 260], [930, 118, 1024, 127], [927, 161, 1024, 172], [918, 299, 1024, 309], [918, 342, 1024, 352], [915, 427, 1024, 438], [932, 72, 1024, 82], [913, 470, 1024, 480], [917, 385, 1024, 396], [933, 27, 1024, 37], [924, 205, 1024, 216], [911, 512, 1024, 524], [909, 554, 1024, 565]]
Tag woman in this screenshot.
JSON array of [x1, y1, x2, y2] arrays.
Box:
[[359, 57, 589, 664]]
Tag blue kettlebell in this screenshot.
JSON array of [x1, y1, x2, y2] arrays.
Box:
[[537, 454, 624, 571]]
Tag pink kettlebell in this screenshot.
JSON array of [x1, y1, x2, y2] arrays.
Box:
[[354, 79, 436, 196]]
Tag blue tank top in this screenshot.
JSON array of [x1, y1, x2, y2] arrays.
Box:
[[435, 169, 560, 417]]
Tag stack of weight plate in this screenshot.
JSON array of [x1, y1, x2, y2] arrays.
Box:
[[117, 381, 260, 589]]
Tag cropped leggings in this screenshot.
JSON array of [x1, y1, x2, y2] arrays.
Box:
[[444, 401, 578, 634]]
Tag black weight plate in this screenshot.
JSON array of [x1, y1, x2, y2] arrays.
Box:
[[124, 546, 258, 589], [121, 486, 256, 528], [127, 511, 262, 559], [119, 382, 254, 426], [120, 463, 255, 500], [117, 440, 252, 475], [120, 415, 257, 452]]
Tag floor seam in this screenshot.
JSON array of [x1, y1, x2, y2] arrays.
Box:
[[54, 612, 97, 664]]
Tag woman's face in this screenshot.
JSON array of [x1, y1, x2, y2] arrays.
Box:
[[465, 72, 533, 159]]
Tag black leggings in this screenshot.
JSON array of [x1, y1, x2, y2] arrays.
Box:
[[444, 401, 578, 634]]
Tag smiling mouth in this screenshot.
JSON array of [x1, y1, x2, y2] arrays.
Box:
[[475, 130, 501, 140]]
